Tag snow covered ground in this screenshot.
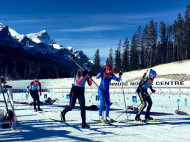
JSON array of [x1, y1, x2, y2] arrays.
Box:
[[0, 92, 190, 142], [1, 60, 190, 142]]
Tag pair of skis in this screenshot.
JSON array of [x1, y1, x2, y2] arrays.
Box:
[[51, 118, 103, 133], [92, 119, 124, 128], [32, 110, 103, 133], [92, 118, 166, 125], [127, 119, 160, 123]]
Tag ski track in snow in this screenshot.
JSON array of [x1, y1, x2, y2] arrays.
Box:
[[0, 93, 190, 142]]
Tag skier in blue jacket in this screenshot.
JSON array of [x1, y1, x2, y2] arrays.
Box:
[[96, 64, 122, 122], [135, 69, 157, 121]]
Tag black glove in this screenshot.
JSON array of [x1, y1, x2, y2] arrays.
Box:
[[82, 69, 88, 77], [151, 89, 156, 93], [119, 71, 123, 76], [88, 71, 93, 78], [101, 67, 106, 74]]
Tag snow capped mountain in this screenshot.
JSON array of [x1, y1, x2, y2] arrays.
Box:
[[53, 44, 64, 49], [0, 23, 90, 68], [26, 30, 53, 45], [0, 23, 4, 31], [0, 26, 20, 47], [9, 28, 25, 42], [67, 46, 73, 51]]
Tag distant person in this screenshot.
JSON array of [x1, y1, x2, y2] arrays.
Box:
[[27, 78, 43, 112], [96, 95, 99, 101], [61, 63, 93, 128], [26, 93, 29, 101], [44, 94, 47, 99], [96, 64, 122, 122], [44, 97, 56, 105], [135, 69, 157, 121]]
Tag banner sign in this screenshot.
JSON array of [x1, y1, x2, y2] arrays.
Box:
[[110, 81, 189, 87]]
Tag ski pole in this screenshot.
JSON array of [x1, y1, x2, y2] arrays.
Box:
[[120, 75, 128, 119], [126, 103, 142, 119], [69, 56, 101, 88], [15, 97, 26, 109], [115, 98, 140, 120]]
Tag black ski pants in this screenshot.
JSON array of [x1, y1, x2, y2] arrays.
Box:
[[30, 90, 40, 110], [63, 85, 86, 124], [137, 89, 152, 117]]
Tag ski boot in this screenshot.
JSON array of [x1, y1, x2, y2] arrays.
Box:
[[82, 123, 90, 129], [38, 108, 43, 111], [145, 115, 154, 120], [135, 114, 141, 121], [61, 111, 66, 122], [99, 116, 105, 123], [106, 117, 114, 123], [34, 109, 37, 112]]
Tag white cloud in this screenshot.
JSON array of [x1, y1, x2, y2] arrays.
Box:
[[56, 25, 123, 32]]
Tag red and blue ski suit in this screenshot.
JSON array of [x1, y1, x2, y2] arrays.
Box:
[[96, 72, 120, 117], [27, 80, 42, 110], [62, 70, 92, 125]]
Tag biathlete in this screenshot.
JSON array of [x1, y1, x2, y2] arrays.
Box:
[[61, 64, 92, 128], [27, 78, 43, 112], [135, 69, 157, 121], [96, 64, 122, 122]]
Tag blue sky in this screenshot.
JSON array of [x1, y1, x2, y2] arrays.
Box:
[[0, 0, 189, 63]]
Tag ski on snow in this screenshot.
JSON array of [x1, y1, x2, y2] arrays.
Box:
[[120, 119, 168, 124], [31, 111, 103, 133], [92, 119, 167, 125], [49, 118, 104, 133], [92, 119, 123, 128]]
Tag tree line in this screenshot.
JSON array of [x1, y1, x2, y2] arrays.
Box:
[[92, 5, 190, 74], [0, 44, 71, 80]]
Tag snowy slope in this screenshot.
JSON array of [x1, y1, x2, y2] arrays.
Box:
[[7, 60, 190, 89]]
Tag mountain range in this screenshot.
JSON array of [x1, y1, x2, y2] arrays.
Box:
[[0, 23, 89, 69]]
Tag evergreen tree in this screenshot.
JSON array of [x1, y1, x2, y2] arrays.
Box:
[[141, 24, 149, 68], [148, 20, 158, 66], [130, 32, 139, 70], [159, 21, 167, 63], [91, 49, 101, 75], [176, 13, 184, 60], [184, 5, 190, 59], [166, 25, 173, 62], [12, 65, 19, 80], [0, 44, 72, 79], [106, 48, 114, 68], [114, 40, 122, 73], [173, 20, 179, 61], [136, 26, 142, 67], [122, 37, 130, 71]]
